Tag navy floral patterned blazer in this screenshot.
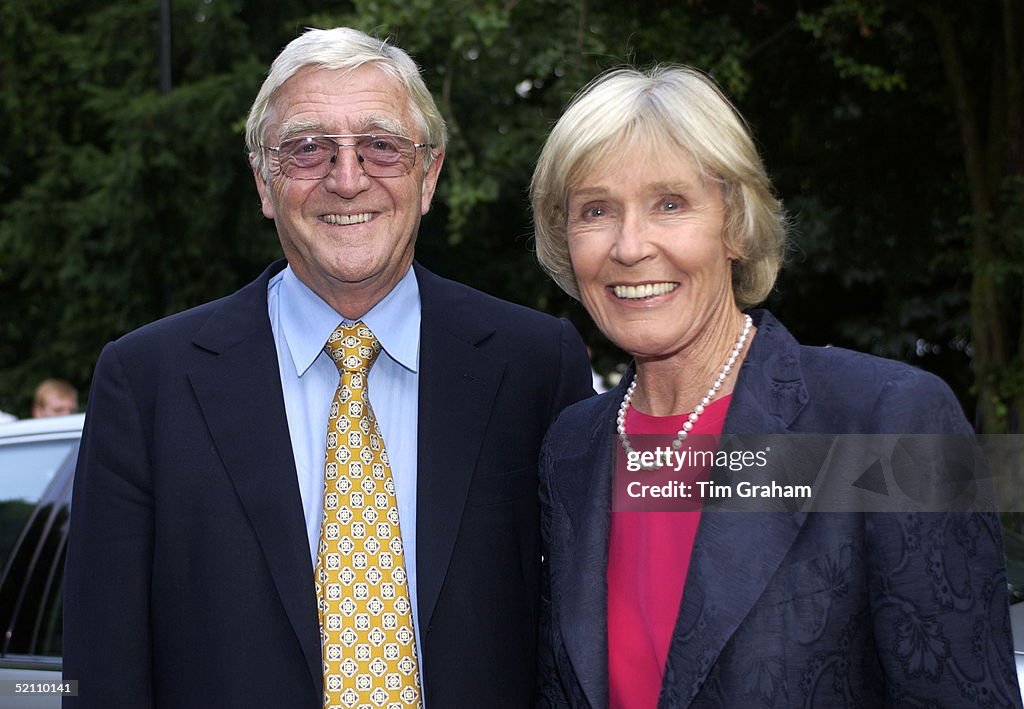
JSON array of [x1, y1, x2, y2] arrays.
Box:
[[538, 309, 1021, 708]]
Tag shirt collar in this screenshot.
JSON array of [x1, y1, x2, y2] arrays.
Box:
[[279, 265, 421, 377]]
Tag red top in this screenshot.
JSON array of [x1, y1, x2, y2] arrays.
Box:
[[607, 394, 731, 709]]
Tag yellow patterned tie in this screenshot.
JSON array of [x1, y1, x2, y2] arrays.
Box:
[[317, 322, 421, 709]]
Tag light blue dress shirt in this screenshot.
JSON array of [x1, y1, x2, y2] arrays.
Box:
[[267, 264, 423, 666]]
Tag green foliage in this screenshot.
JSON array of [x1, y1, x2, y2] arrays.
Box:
[[796, 0, 906, 91], [0, 0, 283, 414], [790, 0, 1023, 431], [0, 0, 1014, 427]]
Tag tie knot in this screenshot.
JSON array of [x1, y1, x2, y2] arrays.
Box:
[[325, 322, 382, 372]]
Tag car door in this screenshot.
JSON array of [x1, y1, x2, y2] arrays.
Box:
[[0, 416, 82, 708]]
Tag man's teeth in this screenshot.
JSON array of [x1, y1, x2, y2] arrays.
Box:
[[323, 213, 371, 225], [612, 283, 677, 299]]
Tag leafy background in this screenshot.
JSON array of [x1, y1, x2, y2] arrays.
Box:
[[1, 0, 1020, 435]]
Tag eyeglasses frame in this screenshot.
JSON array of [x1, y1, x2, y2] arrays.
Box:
[[259, 133, 434, 180]]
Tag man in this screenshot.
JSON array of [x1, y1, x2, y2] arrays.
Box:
[[31, 378, 78, 418], [64, 27, 593, 708]]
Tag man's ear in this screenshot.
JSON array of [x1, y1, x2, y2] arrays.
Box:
[[250, 153, 275, 220], [420, 151, 445, 215]]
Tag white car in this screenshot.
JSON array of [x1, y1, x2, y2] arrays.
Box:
[[1013, 602, 1024, 705], [0, 415, 82, 708]]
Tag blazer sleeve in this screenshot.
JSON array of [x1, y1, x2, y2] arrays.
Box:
[[63, 341, 155, 708], [867, 368, 1022, 707]]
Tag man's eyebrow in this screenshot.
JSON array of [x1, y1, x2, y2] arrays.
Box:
[[277, 120, 322, 142], [351, 115, 408, 137], [275, 116, 411, 142]]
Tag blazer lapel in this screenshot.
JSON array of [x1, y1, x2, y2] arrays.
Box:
[[187, 261, 322, 694], [661, 310, 811, 708], [554, 391, 623, 709], [413, 264, 506, 632]]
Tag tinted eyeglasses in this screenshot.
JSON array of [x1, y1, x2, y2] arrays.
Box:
[[261, 134, 432, 179]]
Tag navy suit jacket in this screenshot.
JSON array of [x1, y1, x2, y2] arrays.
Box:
[[538, 310, 1021, 708], [63, 260, 594, 708]]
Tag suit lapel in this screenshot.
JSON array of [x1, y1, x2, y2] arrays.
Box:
[[187, 261, 322, 694], [413, 264, 506, 632], [661, 310, 810, 708]]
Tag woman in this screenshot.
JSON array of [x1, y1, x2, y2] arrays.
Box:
[[531, 66, 1019, 708]]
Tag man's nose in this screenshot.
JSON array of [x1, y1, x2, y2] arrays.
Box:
[[323, 144, 370, 196]]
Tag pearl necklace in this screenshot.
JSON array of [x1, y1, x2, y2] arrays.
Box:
[[617, 313, 752, 464]]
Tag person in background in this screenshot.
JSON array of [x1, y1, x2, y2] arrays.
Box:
[[31, 378, 78, 418], [530, 65, 1020, 708], [64, 26, 593, 709]]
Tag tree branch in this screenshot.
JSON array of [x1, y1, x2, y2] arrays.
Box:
[[745, 20, 798, 61], [1002, 0, 1023, 176], [922, 4, 991, 215], [575, 0, 589, 71], [923, 3, 1008, 429]]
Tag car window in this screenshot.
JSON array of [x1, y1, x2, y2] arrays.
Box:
[[0, 440, 74, 506]]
